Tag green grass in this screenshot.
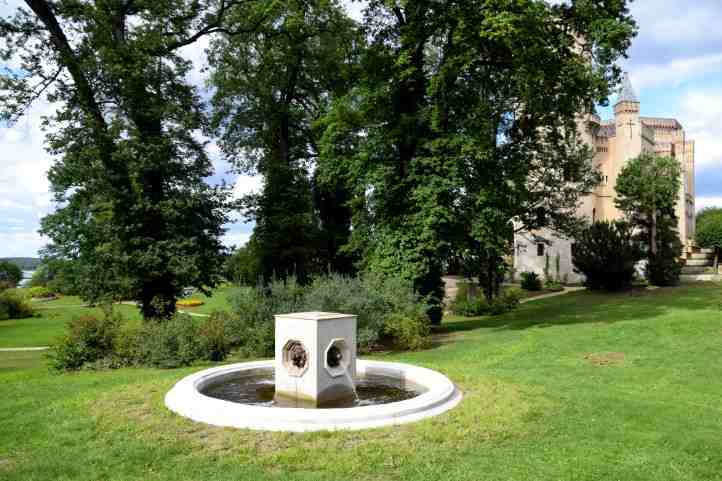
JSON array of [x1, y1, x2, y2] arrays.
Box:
[[1, 283, 722, 480], [177, 285, 237, 315], [0, 286, 239, 347], [0, 300, 143, 348]]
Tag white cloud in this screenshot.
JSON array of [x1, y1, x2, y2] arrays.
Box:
[[0, 230, 47, 257], [631, 54, 722, 90], [677, 90, 722, 170], [696, 197, 722, 212], [222, 231, 251, 249], [232, 174, 263, 200]]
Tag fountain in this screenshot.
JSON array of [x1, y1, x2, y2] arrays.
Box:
[[165, 312, 462, 431]]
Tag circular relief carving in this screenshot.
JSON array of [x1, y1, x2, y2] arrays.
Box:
[[282, 340, 309, 377]]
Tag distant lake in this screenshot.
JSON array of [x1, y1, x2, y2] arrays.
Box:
[[19, 270, 34, 287]]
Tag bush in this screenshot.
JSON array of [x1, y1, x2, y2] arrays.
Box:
[[303, 274, 428, 350], [199, 313, 232, 362], [48, 309, 120, 371], [27, 286, 56, 299], [450, 284, 521, 317], [382, 313, 430, 351], [135, 316, 205, 369], [223, 274, 431, 356], [696, 207, 722, 269], [520, 272, 542, 291], [0, 290, 34, 320], [572, 221, 643, 291], [0, 261, 22, 288], [225, 279, 304, 357], [49, 310, 231, 371], [647, 253, 682, 287]]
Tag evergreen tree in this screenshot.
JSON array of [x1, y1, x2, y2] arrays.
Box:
[[615, 153, 683, 286]]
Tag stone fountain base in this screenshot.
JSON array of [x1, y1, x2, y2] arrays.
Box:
[[165, 359, 462, 432]]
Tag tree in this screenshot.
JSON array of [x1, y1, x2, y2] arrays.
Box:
[[696, 207, 722, 271], [0, 261, 23, 288], [208, 0, 360, 283], [572, 221, 643, 291], [615, 153, 683, 286], [1, 0, 267, 319], [319, 0, 635, 316]]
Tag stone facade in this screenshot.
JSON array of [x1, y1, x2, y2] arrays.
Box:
[[514, 74, 696, 284]]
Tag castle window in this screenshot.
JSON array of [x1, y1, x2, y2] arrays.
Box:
[[537, 243, 545, 257], [592, 208, 596, 223]]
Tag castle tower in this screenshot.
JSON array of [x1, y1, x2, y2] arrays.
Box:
[[610, 72, 642, 219]]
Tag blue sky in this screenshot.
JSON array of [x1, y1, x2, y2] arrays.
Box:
[[1, 0, 721, 258]]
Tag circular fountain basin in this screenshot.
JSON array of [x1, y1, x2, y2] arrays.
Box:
[[165, 360, 462, 432]]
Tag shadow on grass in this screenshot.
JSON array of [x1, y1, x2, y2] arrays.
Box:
[[435, 283, 722, 336]]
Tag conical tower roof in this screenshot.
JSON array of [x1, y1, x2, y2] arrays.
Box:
[[617, 72, 638, 103]]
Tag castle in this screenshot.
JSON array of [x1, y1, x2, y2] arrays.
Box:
[[514, 73, 696, 283]]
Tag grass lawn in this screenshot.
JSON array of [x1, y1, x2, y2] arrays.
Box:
[[0, 300, 142, 348], [0, 285, 238, 347], [1, 283, 722, 480], [177, 284, 237, 315]]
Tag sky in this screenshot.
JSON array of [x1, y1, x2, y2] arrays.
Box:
[[1, 0, 721, 258]]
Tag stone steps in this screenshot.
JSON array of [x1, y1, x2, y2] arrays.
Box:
[[680, 274, 722, 283], [687, 252, 714, 260], [681, 266, 712, 275], [685, 259, 714, 267]]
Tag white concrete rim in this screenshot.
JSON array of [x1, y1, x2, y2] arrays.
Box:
[[165, 359, 463, 432]]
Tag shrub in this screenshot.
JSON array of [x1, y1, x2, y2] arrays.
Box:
[[0, 261, 22, 288], [572, 220, 643, 291], [224, 274, 431, 356], [382, 313, 430, 351], [696, 207, 722, 269], [50, 309, 231, 371], [302, 273, 429, 351], [451, 284, 521, 317], [225, 279, 304, 357], [199, 313, 232, 362], [520, 272, 542, 291], [0, 290, 34, 320], [647, 253, 682, 287], [135, 315, 205, 369], [27, 286, 56, 299], [48, 309, 120, 371]]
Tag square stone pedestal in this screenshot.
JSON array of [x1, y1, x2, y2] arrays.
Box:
[[274, 312, 357, 406]]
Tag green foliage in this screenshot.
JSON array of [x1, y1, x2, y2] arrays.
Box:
[[571, 221, 643, 291], [134, 316, 206, 369], [696, 208, 722, 266], [615, 153, 683, 286], [224, 241, 262, 286], [520, 272, 543, 292], [47, 309, 120, 371], [303, 274, 429, 350], [0, 261, 22, 288], [451, 284, 522, 317], [318, 0, 633, 323], [0, 290, 34, 321], [2, 0, 240, 320], [49, 309, 231, 371], [27, 287, 56, 299], [224, 274, 430, 356], [381, 314, 430, 351], [29, 260, 82, 296], [208, 0, 360, 284]]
